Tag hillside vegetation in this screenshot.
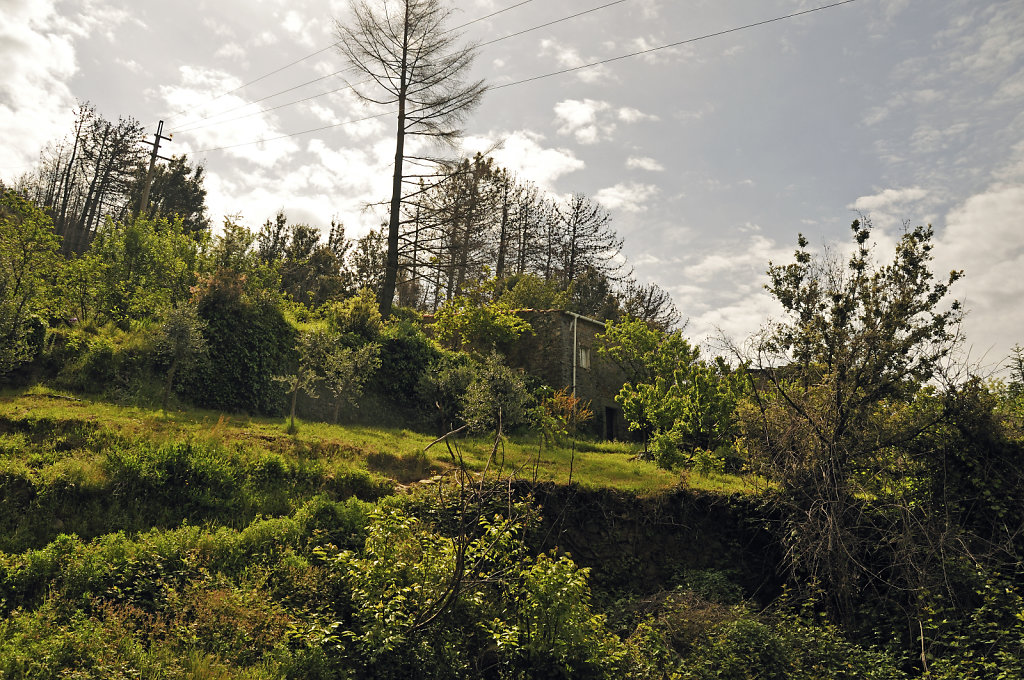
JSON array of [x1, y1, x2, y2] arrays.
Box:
[[0, 391, 913, 680], [3, 165, 1024, 677]]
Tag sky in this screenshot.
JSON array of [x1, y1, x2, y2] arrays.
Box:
[[2, 0, 1023, 371]]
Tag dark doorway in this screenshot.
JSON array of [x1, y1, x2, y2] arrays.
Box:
[[604, 406, 618, 440]]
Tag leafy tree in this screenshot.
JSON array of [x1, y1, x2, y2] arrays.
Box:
[[1007, 344, 1024, 402], [740, 219, 963, 620], [617, 357, 742, 469], [419, 154, 501, 301], [600, 316, 741, 467], [598, 315, 699, 385], [86, 216, 204, 328], [619, 279, 681, 331], [18, 103, 146, 253], [347, 227, 386, 295], [207, 215, 280, 294], [432, 296, 533, 356], [324, 288, 383, 345], [126, 155, 209, 233], [416, 349, 476, 433], [188, 269, 295, 414], [56, 251, 102, 324], [372, 318, 439, 406], [256, 210, 289, 264], [568, 265, 621, 321], [0, 191, 61, 375], [495, 273, 569, 310], [321, 340, 382, 423], [276, 330, 324, 433], [334, 0, 487, 317], [462, 352, 533, 432], [155, 304, 207, 411]]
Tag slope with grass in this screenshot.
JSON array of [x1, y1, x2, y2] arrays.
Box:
[[0, 388, 923, 680]]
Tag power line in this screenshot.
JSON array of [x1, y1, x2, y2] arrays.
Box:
[[164, 43, 340, 126], [450, 0, 537, 30], [173, 0, 630, 136], [507, 0, 862, 89], [491, 0, 860, 90], [189, 0, 861, 154], [191, 111, 395, 153], [478, 0, 628, 49], [172, 70, 353, 133], [166, 0, 538, 127]]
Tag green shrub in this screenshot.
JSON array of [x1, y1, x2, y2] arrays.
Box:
[[691, 449, 726, 477], [371, 319, 438, 406], [416, 350, 476, 433], [621, 594, 906, 680], [924, 573, 1024, 679], [462, 353, 533, 433], [326, 504, 627, 679], [188, 271, 296, 414]]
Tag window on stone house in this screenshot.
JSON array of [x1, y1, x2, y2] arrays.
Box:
[[578, 347, 591, 370]]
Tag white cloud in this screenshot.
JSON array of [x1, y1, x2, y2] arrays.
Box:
[[539, 40, 614, 84], [617, 106, 659, 123], [214, 42, 246, 61], [909, 122, 969, 154], [594, 182, 659, 213], [52, 0, 133, 42], [315, 89, 388, 140], [862, 105, 890, 126], [633, 0, 662, 20], [626, 156, 664, 172], [161, 66, 299, 168], [283, 11, 305, 34], [307, 103, 341, 125], [202, 16, 234, 38], [252, 30, 279, 47], [0, 0, 79, 176], [663, 233, 791, 348], [935, 182, 1024, 365], [463, 130, 584, 192], [850, 187, 928, 213], [115, 57, 143, 73], [553, 98, 614, 144], [601, 34, 690, 65], [673, 102, 715, 122], [550, 100, 655, 145]]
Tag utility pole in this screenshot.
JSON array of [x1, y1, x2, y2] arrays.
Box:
[[138, 120, 172, 216]]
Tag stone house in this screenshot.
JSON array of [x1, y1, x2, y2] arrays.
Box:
[[505, 310, 628, 440]]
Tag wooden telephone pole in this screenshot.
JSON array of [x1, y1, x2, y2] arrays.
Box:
[[138, 120, 172, 216]]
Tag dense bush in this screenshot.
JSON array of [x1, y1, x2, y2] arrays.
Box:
[[416, 350, 476, 433], [188, 270, 296, 414], [0, 190, 61, 377], [0, 422, 390, 553], [371, 318, 439, 407], [462, 353, 534, 433]]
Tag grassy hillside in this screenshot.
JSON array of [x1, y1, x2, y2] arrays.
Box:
[[0, 387, 748, 494], [0, 388, 915, 680], [6, 387, 1011, 680]]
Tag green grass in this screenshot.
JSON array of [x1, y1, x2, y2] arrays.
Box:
[[0, 386, 757, 506], [0, 387, 688, 493]]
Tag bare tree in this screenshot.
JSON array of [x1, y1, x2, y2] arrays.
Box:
[[619, 279, 682, 331], [19, 104, 145, 253], [555, 193, 627, 289], [335, 0, 486, 317]]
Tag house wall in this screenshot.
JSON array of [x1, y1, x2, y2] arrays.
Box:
[[507, 310, 628, 440]]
